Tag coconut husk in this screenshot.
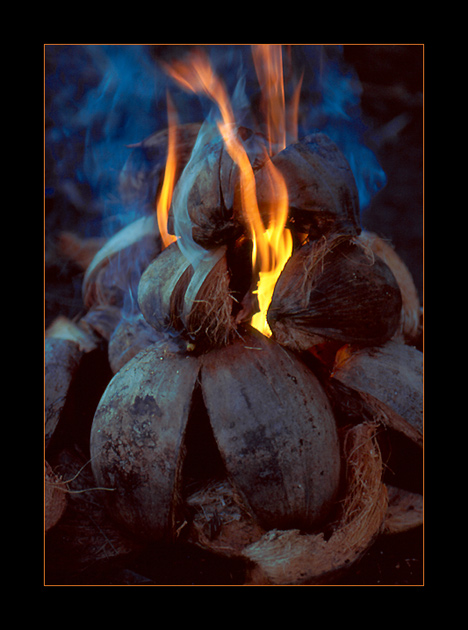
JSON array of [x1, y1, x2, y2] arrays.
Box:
[[45, 315, 99, 353], [186, 478, 265, 557], [45, 447, 141, 577], [137, 239, 192, 334], [90, 345, 201, 541], [45, 460, 67, 532], [82, 215, 161, 309], [267, 234, 402, 352], [56, 232, 108, 271], [45, 337, 84, 449], [79, 305, 123, 342], [383, 485, 423, 535], [358, 231, 421, 343], [243, 422, 388, 585], [119, 123, 202, 212], [200, 327, 342, 532], [107, 312, 180, 374], [168, 124, 269, 249], [255, 133, 361, 239], [138, 241, 237, 349], [330, 340, 423, 447]]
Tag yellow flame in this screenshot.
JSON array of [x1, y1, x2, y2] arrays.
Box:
[[156, 91, 179, 249], [165, 47, 295, 337]]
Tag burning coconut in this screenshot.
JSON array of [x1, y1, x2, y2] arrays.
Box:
[[45, 45, 423, 585]]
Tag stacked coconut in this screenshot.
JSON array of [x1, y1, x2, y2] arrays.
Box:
[[45, 123, 423, 585]]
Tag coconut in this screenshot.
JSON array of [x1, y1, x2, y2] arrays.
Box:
[[167, 124, 269, 249], [267, 234, 402, 351], [255, 133, 361, 239], [358, 230, 421, 343], [90, 327, 342, 541], [82, 215, 161, 309], [200, 327, 341, 531], [90, 346, 201, 541], [243, 422, 388, 585], [138, 240, 245, 349]]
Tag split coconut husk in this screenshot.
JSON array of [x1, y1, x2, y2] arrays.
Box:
[[254, 133, 361, 239], [243, 421, 388, 585], [119, 122, 202, 213], [358, 230, 421, 343], [82, 215, 161, 309], [167, 123, 269, 249], [91, 347, 201, 541], [329, 339, 423, 447], [383, 485, 423, 535], [137, 240, 239, 349], [45, 460, 68, 532], [200, 327, 341, 531], [90, 327, 342, 541], [267, 234, 402, 352], [45, 336, 85, 449], [107, 311, 185, 374], [46, 447, 141, 573]]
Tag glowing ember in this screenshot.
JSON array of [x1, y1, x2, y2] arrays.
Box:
[[331, 343, 354, 376], [165, 45, 295, 336]]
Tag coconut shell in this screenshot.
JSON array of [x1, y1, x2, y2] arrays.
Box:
[[383, 485, 423, 535], [200, 327, 341, 531], [267, 235, 402, 351], [186, 478, 265, 557], [255, 133, 361, 239], [137, 240, 192, 334], [90, 345, 201, 540]]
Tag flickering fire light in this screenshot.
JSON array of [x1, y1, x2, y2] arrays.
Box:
[[156, 92, 179, 249], [161, 45, 296, 336]]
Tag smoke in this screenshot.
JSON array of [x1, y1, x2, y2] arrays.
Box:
[[45, 44, 386, 240]]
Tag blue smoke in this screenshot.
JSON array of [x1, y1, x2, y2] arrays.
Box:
[[45, 44, 386, 240], [291, 45, 387, 211], [45, 44, 167, 235]]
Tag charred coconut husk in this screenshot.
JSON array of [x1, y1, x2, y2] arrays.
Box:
[[267, 234, 403, 352]]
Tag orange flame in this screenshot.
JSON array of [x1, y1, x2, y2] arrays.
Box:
[[156, 91, 179, 249], [165, 46, 297, 337]]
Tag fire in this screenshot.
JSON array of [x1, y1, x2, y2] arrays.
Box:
[[156, 91, 179, 249], [165, 46, 297, 337], [331, 343, 354, 376]]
